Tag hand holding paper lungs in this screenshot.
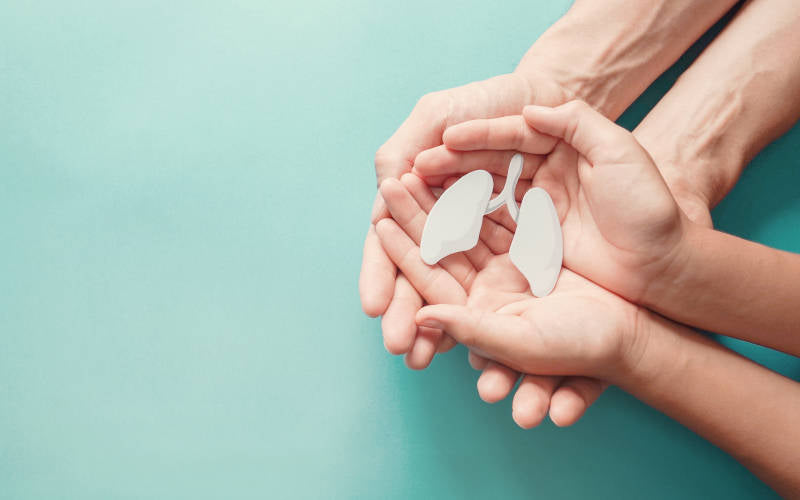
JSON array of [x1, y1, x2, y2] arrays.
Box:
[[420, 153, 563, 297]]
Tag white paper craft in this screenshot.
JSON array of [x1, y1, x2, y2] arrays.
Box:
[[420, 154, 563, 297]]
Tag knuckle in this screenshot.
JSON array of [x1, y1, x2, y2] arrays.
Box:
[[416, 91, 442, 110], [565, 115, 581, 145], [513, 118, 527, 149], [564, 99, 588, 112], [374, 145, 391, 168], [420, 269, 444, 300], [461, 266, 477, 289]]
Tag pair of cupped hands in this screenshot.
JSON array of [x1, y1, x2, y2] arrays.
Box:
[[362, 76, 691, 429]]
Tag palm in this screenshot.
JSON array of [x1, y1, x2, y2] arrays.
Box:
[[377, 173, 610, 426], [422, 187, 638, 378], [459, 249, 636, 377], [537, 143, 683, 302], [431, 104, 686, 304], [364, 73, 573, 364], [493, 269, 638, 377]]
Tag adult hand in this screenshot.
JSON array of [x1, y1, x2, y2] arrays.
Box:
[[415, 269, 647, 387], [361, 73, 570, 368], [362, 0, 738, 418]]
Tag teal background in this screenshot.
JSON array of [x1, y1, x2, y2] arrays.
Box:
[[1, 1, 798, 498]]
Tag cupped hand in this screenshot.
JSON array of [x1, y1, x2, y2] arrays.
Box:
[[360, 73, 571, 369], [415, 267, 650, 388], [422, 100, 689, 304], [376, 173, 608, 428]]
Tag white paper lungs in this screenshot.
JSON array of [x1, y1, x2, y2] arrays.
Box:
[[509, 188, 563, 297], [420, 170, 493, 265], [418, 154, 563, 297]]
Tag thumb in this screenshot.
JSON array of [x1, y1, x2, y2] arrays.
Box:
[[416, 305, 534, 367], [522, 100, 646, 166]]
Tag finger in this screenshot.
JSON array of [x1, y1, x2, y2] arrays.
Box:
[[404, 326, 440, 370], [399, 173, 438, 211], [374, 94, 448, 183], [476, 361, 519, 403], [370, 192, 390, 224], [416, 305, 533, 368], [408, 173, 494, 271], [413, 146, 544, 179], [490, 174, 531, 202], [359, 224, 396, 317], [522, 101, 642, 166], [468, 350, 488, 370], [437, 334, 457, 353], [443, 115, 558, 153], [479, 216, 514, 254], [379, 178, 477, 290], [484, 208, 517, 236], [549, 377, 608, 427], [381, 274, 422, 355], [379, 178, 429, 242], [441, 176, 460, 190], [512, 374, 562, 429], [375, 219, 468, 305], [417, 173, 451, 188]]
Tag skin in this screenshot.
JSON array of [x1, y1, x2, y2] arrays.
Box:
[[434, 0, 800, 356], [403, 0, 800, 419], [635, 0, 800, 218], [448, 100, 800, 357], [646, 213, 800, 355], [379, 102, 800, 497], [415, 280, 800, 498], [360, 0, 738, 424], [440, 102, 688, 305], [407, 100, 694, 425], [379, 173, 605, 427], [376, 159, 800, 496]]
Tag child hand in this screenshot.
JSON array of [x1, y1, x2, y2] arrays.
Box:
[[420, 100, 689, 304], [376, 174, 609, 427]]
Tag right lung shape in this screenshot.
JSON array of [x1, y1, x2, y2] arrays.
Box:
[[420, 170, 493, 265], [509, 187, 563, 297]]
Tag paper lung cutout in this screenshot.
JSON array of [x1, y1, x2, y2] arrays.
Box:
[[419, 153, 563, 297], [420, 170, 493, 265], [509, 188, 563, 297]]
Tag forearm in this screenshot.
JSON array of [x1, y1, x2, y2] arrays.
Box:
[[620, 312, 800, 497], [646, 224, 800, 356], [635, 0, 800, 209], [518, 0, 738, 119]]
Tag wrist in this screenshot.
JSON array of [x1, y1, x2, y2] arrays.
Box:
[[610, 307, 694, 394], [515, 15, 621, 118], [640, 217, 704, 311], [519, 0, 738, 121], [516, 2, 672, 119], [635, 103, 748, 212], [640, 141, 717, 228]]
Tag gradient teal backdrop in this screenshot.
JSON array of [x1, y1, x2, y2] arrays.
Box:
[[2, 1, 799, 498]]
